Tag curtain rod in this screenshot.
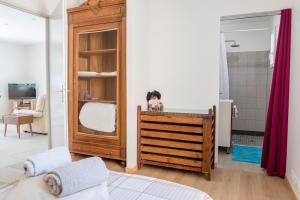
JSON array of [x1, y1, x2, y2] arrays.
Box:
[[221, 10, 281, 21]]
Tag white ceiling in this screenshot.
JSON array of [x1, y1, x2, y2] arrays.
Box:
[[0, 0, 83, 15], [0, 0, 62, 16], [221, 16, 274, 30], [0, 3, 46, 45]]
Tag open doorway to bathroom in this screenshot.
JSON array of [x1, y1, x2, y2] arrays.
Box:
[[218, 12, 280, 172]]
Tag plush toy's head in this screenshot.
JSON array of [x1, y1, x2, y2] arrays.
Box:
[[146, 90, 163, 111], [146, 90, 161, 102]]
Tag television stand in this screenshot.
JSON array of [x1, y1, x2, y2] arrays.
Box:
[[12, 99, 34, 110]]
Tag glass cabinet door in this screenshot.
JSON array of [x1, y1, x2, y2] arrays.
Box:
[[76, 29, 118, 137]]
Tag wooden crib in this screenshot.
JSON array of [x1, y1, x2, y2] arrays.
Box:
[[137, 105, 216, 180]]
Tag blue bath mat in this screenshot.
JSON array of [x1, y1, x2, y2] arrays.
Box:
[[232, 144, 262, 164]]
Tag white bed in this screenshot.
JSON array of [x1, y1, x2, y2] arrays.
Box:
[[0, 171, 212, 200], [0, 176, 109, 200]]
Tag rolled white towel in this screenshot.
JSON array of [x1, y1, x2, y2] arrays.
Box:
[[43, 157, 109, 198], [24, 147, 72, 177], [78, 71, 98, 77]]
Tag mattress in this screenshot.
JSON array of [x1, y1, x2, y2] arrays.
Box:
[[0, 171, 212, 200], [107, 172, 212, 200]]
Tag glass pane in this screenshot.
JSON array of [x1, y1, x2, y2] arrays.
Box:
[[77, 29, 118, 136]]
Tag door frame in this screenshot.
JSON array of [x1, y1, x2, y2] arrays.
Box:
[[48, 0, 69, 148], [218, 10, 280, 165]]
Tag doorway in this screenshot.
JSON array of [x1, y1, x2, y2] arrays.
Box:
[[218, 12, 280, 172], [0, 1, 67, 188], [0, 3, 49, 170]]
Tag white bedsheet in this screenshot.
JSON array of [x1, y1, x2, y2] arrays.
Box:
[[0, 176, 109, 200]]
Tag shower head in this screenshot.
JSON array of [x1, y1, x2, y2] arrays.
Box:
[[225, 40, 240, 48], [231, 43, 240, 48]]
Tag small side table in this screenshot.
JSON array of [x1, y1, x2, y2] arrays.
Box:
[[3, 114, 33, 139]]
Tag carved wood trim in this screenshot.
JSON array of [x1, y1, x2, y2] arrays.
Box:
[[80, 0, 102, 15]]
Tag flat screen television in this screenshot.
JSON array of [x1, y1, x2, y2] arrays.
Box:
[[8, 83, 36, 100]]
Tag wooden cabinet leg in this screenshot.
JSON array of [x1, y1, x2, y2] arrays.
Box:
[[29, 123, 33, 136], [206, 172, 211, 181], [17, 125, 20, 139], [121, 161, 126, 168], [4, 124, 7, 136]]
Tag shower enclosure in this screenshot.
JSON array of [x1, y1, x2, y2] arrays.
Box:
[[228, 51, 273, 136]]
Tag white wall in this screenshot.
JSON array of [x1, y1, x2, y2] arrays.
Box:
[[0, 41, 47, 117], [127, 0, 221, 167], [126, 0, 150, 168], [225, 30, 271, 52], [222, 18, 273, 52], [0, 41, 27, 116], [24, 43, 47, 97]]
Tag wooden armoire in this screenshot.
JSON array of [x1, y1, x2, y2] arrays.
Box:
[[67, 0, 126, 163]]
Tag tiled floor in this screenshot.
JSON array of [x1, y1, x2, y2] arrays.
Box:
[[218, 148, 263, 173], [218, 133, 264, 173], [0, 123, 48, 169]]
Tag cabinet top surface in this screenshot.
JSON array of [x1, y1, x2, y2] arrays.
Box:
[[141, 108, 210, 116]]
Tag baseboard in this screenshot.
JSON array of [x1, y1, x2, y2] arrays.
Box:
[[285, 176, 299, 200], [125, 166, 138, 174], [24, 131, 48, 135]]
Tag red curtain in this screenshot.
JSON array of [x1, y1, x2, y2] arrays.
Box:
[[261, 9, 292, 177]]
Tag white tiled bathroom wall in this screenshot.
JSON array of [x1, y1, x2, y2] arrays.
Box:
[[228, 51, 272, 132]]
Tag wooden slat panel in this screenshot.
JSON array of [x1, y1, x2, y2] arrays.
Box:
[[141, 130, 203, 142], [140, 122, 203, 134], [141, 153, 202, 167], [141, 138, 202, 151], [141, 115, 203, 125], [141, 160, 202, 172], [141, 146, 203, 159]]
